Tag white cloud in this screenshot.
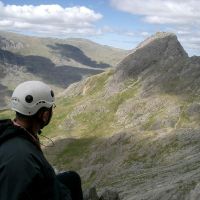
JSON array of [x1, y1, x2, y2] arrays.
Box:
[[111, 0, 200, 25], [162, 26, 200, 55], [111, 0, 200, 55], [0, 1, 103, 36]]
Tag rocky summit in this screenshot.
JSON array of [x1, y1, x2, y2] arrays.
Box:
[[114, 32, 188, 81], [2, 32, 200, 200]]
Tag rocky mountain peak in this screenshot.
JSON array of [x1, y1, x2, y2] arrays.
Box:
[[137, 32, 176, 48], [113, 32, 188, 82]]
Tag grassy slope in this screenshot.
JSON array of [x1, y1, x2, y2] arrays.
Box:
[[43, 70, 140, 138]]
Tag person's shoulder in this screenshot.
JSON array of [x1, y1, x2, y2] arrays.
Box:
[[0, 136, 44, 171], [0, 135, 40, 160]]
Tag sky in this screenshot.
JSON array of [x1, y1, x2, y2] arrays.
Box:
[[0, 0, 199, 56]]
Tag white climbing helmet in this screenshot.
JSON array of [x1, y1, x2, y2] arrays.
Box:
[[11, 81, 55, 116]]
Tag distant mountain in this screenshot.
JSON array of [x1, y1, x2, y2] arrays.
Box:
[[39, 32, 200, 199], [0, 31, 129, 109]]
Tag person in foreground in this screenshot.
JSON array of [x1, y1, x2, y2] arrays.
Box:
[[0, 81, 83, 200]]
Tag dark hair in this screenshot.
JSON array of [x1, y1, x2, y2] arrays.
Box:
[[16, 107, 52, 120], [16, 112, 36, 120]]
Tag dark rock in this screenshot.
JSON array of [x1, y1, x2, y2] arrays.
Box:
[[83, 187, 99, 200], [187, 103, 200, 116], [99, 190, 120, 200]]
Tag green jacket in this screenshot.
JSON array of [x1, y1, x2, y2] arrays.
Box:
[[0, 119, 71, 200]]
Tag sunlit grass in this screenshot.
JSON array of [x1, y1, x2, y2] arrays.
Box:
[[0, 109, 14, 120]]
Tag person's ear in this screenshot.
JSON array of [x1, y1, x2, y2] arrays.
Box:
[[37, 108, 52, 128], [37, 110, 49, 122], [42, 111, 50, 123]]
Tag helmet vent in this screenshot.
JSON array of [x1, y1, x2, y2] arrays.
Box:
[[25, 95, 33, 103], [51, 90, 54, 98]]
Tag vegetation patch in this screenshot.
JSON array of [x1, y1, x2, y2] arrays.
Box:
[[142, 109, 165, 130], [86, 70, 113, 96], [55, 137, 96, 170], [43, 95, 84, 137], [108, 80, 140, 112], [0, 109, 14, 120]]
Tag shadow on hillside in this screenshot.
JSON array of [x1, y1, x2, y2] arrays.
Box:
[[47, 43, 110, 69], [43, 136, 97, 170], [43, 131, 132, 171], [24, 55, 104, 87], [0, 49, 104, 88]]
